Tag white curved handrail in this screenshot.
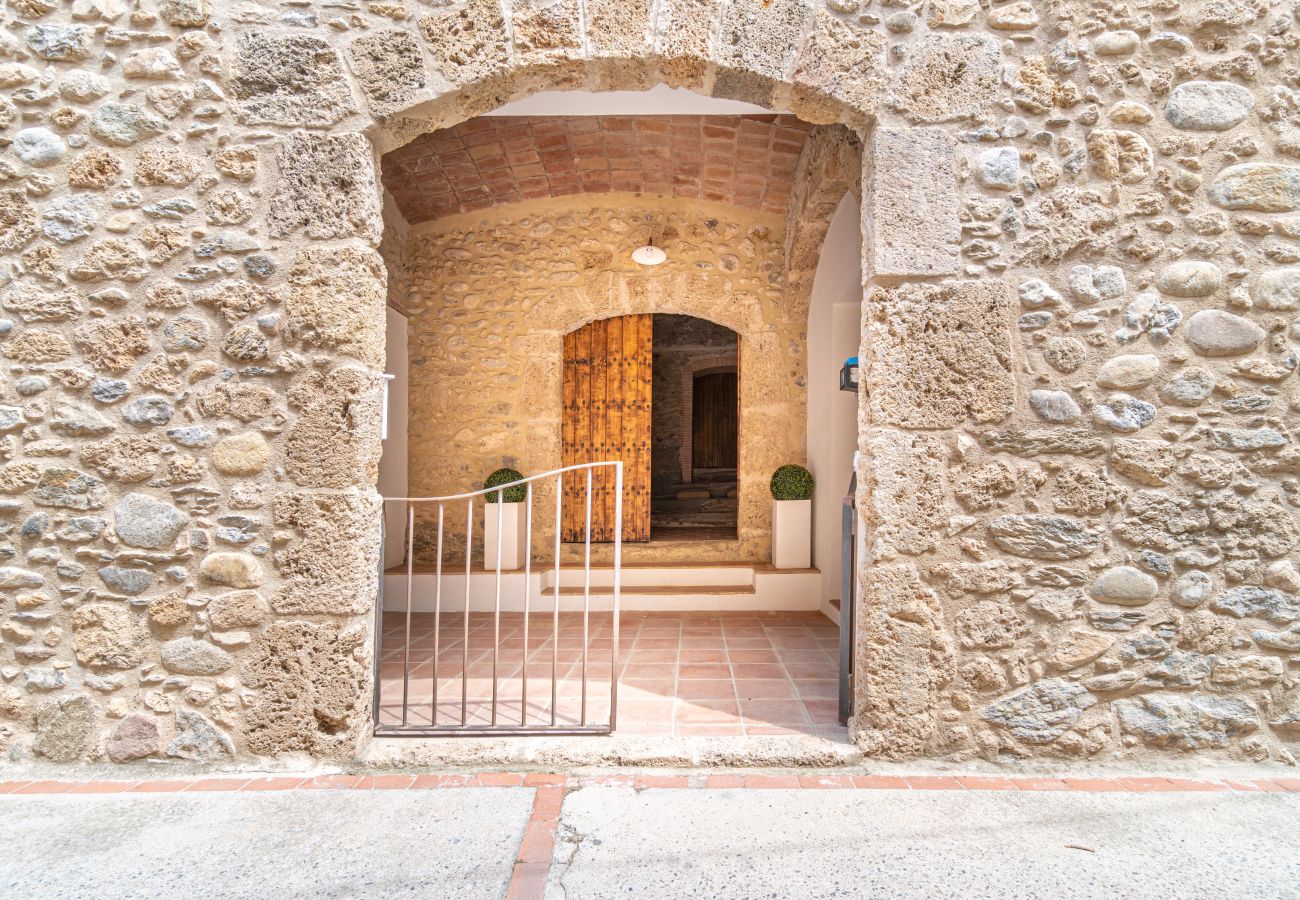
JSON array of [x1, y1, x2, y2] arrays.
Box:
[[380, 460, 623, 503]]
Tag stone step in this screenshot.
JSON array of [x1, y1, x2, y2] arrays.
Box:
[[547, 564, 756, 589]]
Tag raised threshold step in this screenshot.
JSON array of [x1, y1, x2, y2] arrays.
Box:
[[547, 564, 755, 589], [381, 564, 822, 612]]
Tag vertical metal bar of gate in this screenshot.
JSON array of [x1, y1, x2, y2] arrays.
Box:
[[581, 467, 592, 725], [432, 504, 443, 725], [610, 463, 623, 731], [491, 495, 503, 725], [374, 461, 622, 737], [521, 485, 532, 726], [551, 473, 561, 727], [838, 468, 857, 726], [462, 498, 471, 726], [401, 503, 413, 725]]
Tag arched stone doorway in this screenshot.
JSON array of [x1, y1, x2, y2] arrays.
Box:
[[284, 14, 973, 753]]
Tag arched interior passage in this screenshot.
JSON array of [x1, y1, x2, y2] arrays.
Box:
[[372, 89, 861, 739]]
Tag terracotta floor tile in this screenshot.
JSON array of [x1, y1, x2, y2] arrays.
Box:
[[739, 698, 809, 721], [676, 680, 735, 700], [677, 663, 732, 679], [746, 724, 817, 736], [734, 679, 795, 699], [730, 663, 784, 679], [727, 649, 780, 664], [679, 649, 728, 664]]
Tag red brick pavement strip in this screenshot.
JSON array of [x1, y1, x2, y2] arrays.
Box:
[[0, 774, 1296, 795], [506, 784, 566, 900]]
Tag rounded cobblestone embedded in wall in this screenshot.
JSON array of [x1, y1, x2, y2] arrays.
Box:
[[212, 432, 271, 476], [113, 492, 188, 550], [199, 552, 264, 589], [1165, 81, 1254, 132]]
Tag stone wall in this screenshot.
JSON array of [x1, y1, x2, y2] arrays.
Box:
[[0, 0, 1296, 768], [402, 194, 797, 564], [0, 3, 389, 766], [853, 20, 1300, 766]]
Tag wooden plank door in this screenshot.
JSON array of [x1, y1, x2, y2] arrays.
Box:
[[561, 315, 652, 542], [692, 371, 738, 469]]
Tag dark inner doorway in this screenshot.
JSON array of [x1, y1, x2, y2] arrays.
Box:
[[692, 372, 738, 469], [650, 315, 739, 542]]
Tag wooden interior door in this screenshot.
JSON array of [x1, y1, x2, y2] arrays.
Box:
[[561, 315, 652, 542], [692, 371, 738, 469]]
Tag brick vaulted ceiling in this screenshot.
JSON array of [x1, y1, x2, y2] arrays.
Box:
[[380, 115, 814, 225]]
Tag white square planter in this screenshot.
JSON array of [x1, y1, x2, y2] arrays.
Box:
[[484, 502, 527, 571], [771, 499, 812, 570]]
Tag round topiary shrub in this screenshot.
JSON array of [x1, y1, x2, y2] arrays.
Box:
[[484, 467, 526, 503], [770, 464, 814, 501]]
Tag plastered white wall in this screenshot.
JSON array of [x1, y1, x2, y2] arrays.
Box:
[[379, 306, 410, 567], [805, 194, 865, 609]]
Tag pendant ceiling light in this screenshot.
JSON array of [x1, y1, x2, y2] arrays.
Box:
[[631, 221, 667, 266], [631, 241, 667, 266]]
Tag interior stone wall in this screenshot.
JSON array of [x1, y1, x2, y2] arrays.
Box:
[[0, 0, 1297, 769], [402, 194, 797, 564]]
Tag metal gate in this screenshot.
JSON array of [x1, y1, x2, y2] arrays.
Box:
[[374, 462, 622, 736]]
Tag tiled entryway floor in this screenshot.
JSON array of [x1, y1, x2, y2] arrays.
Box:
[[377, 611, 846, 739]]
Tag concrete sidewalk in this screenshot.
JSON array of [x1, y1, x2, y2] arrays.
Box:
[[1, 777, 1297, 899], [0, 787, 532, 899], [551, 785, 1300, 899]]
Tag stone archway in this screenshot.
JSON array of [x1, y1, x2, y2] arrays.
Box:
[[348, 26, 968, 757], [0, 6, 972, 764]]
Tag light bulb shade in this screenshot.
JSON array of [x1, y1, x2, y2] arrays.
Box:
[[631, 244, 667, 266]]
